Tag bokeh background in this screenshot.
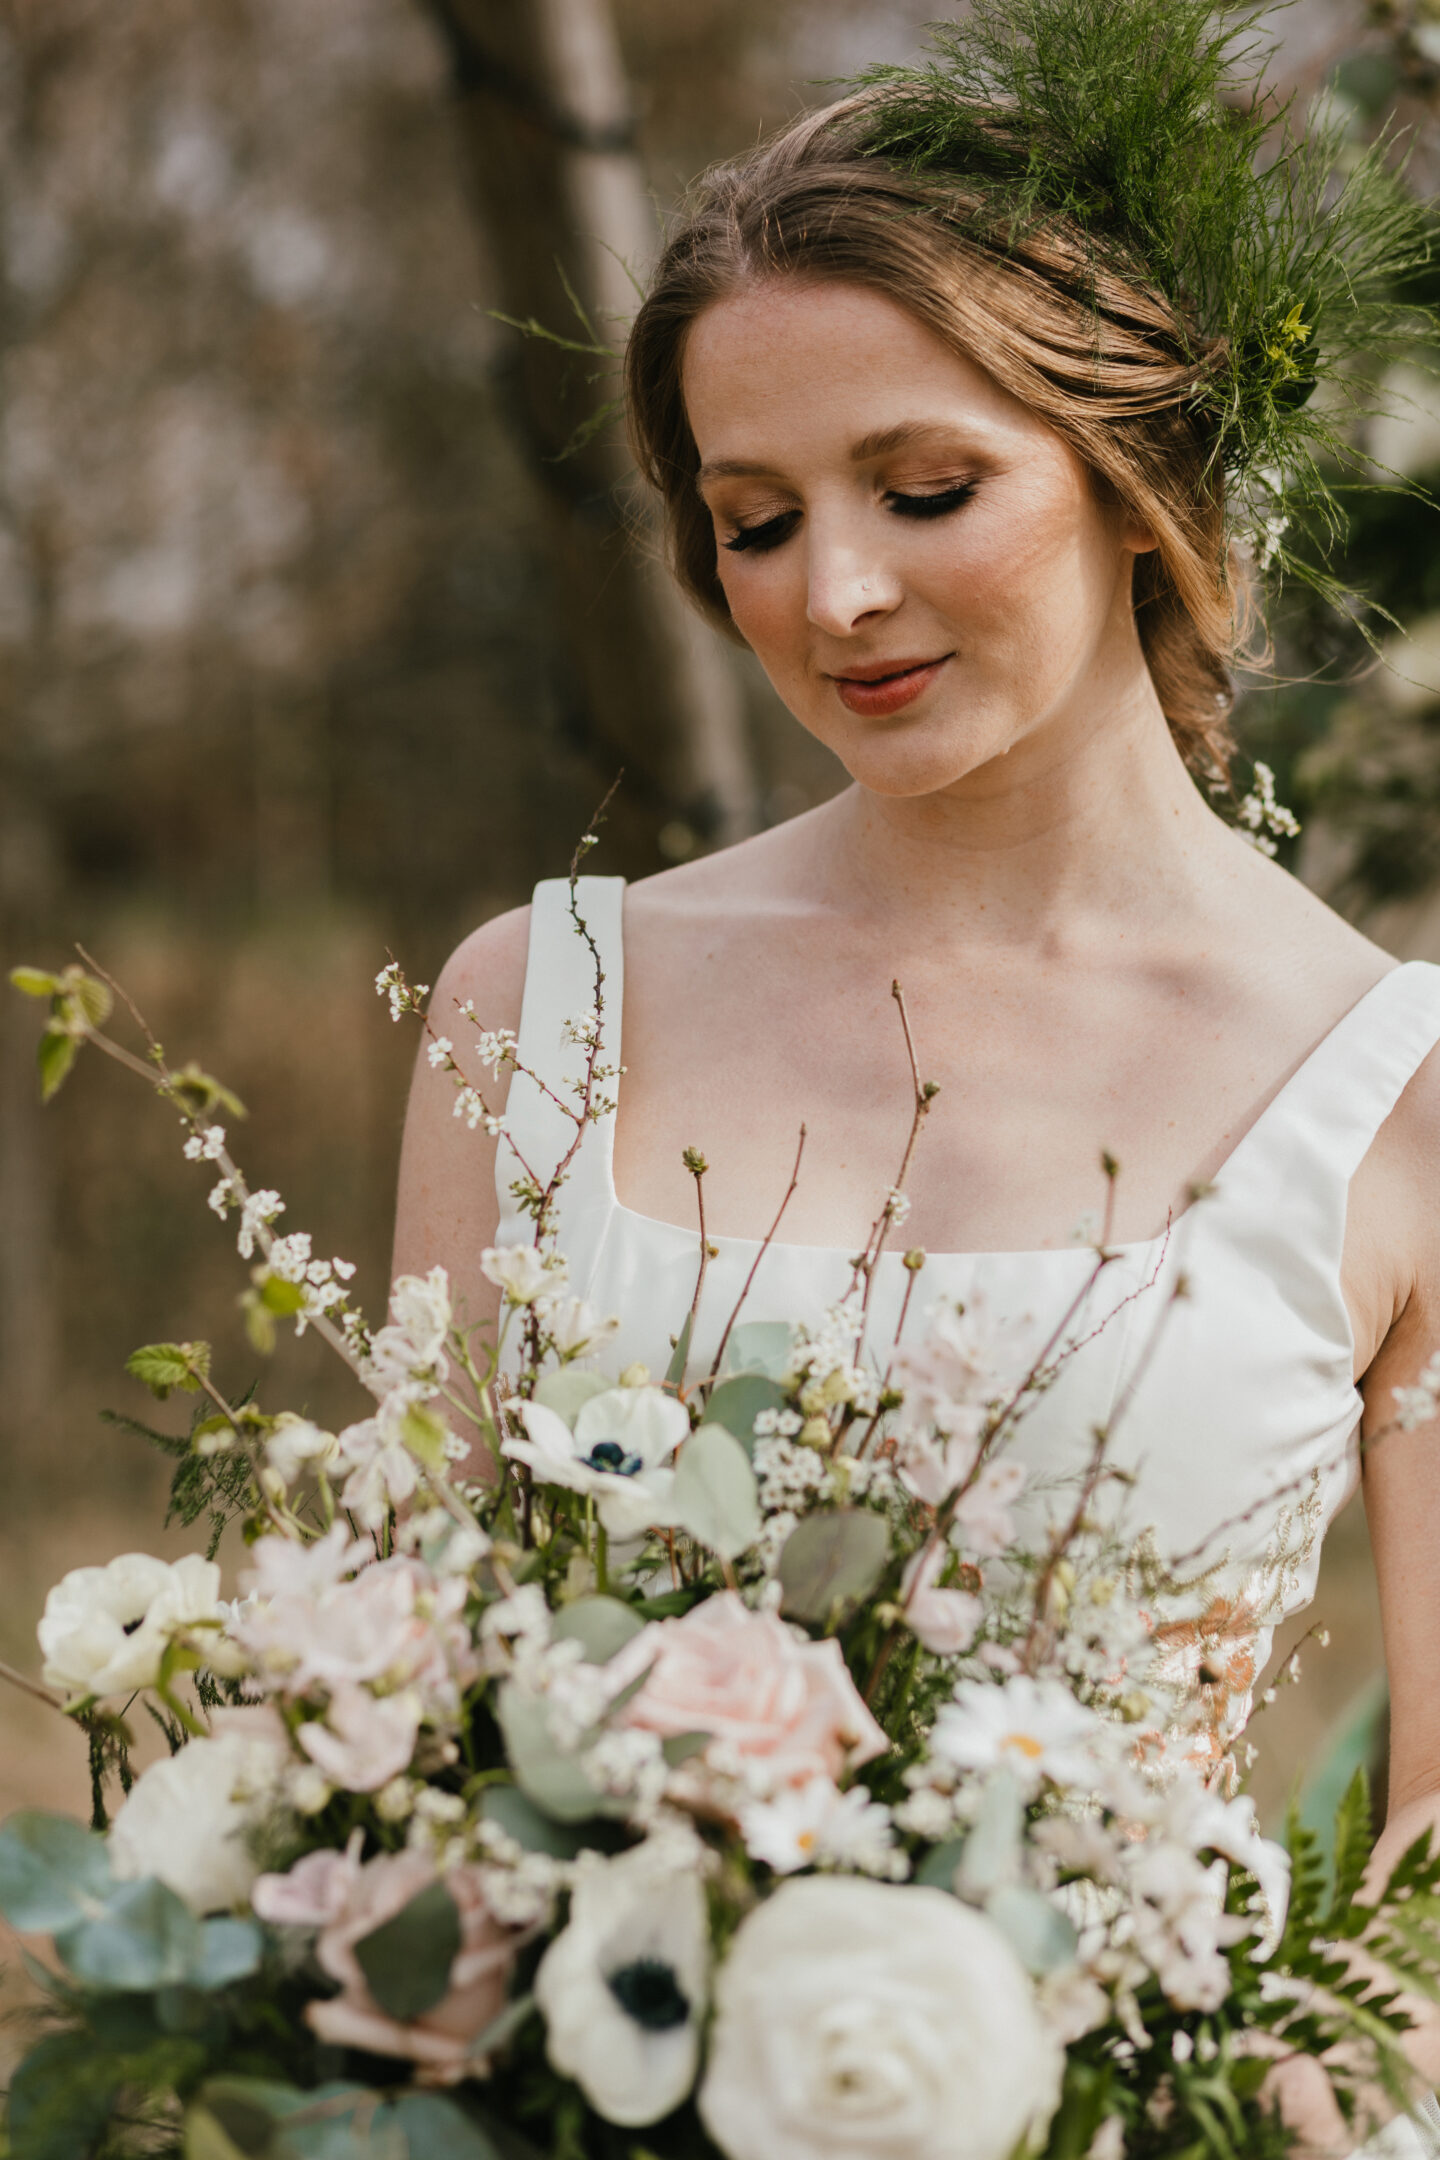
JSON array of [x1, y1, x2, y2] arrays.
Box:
[[3, 0, 1440, 2016]]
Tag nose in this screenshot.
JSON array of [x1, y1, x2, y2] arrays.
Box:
[[804, 528, 902, 638]]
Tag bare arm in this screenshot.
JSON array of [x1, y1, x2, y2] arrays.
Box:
[[390, 904, 532, 1348]]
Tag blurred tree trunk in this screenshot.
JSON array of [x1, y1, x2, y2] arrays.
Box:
[[425, 0, 758, 852]]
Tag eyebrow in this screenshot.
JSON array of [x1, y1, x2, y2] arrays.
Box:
[[695, 420, 973, 493]]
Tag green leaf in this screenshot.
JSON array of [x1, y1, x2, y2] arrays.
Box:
[[126, 1340, 211, 1400], [70, 974, 112, 1028], [36, 1027, 77, 1104], [495, 1683, 609, 1823], [258, 1274, 306, 1317], [660, 1731, 711, 1768], [185, 2103, 253, 2160], [354, 1877, 461, 2023], [702, 1374, 786, 1456], [0, 1810, 113, 1933], [388, 2094, 505, 2160], [192, 2080, 374, 2160], [192, 1915, 264, 1989], [9, 967, 59, 998], [673, 1422, 761, 1559], [914, 1838, 966, 1892], [551, 1594, 646, 1664], [60, 1873, 204, 1991], [480, 1785, 591, 1859], [663, 1312, 693, 1389], [721, 1320, 794, 1378], [984, 1883, 1078, 1975], [778, 1509, 889, 1625], [1326, 1766, 1376, 1929], [956, 1771, 1025, 1901], [7, 2030, 125, 2160]]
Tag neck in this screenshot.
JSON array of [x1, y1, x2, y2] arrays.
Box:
[[812, 661, 1221, 950]]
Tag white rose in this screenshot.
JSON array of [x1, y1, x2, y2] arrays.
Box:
[[108, 1714, 289, 1913], [535, 1842, 710, 2126], [38, 1552, 223, 1704], [698, 1877, 1062, 2160]]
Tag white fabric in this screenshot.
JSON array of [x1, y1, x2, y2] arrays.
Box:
[[497, 874, 1440, 1703]]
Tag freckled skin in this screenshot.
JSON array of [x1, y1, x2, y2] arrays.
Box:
[[395, 288, 1440, 2021]]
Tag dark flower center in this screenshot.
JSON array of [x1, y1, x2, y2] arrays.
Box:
[[584, 1441, 643, 1477], [606, 1957, 690, 2031]]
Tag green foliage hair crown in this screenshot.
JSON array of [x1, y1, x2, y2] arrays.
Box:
[[846, 0, 1437, 585]]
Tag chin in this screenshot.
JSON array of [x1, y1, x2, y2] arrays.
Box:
[[820, 714, 1022, 799]]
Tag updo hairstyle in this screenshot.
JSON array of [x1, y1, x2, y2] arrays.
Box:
[[625, 95, 1243, 783]]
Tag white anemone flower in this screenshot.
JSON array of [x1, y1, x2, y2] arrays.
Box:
[[698, 1877, 1062, 2160], [109, 1713, 289, 1913], [38, 1552, 224, 1705], [505, 1387, 687, 1538], [534, 1841, 710, 2126], [480, 1245, 567, 1308], [930, 1675, 1108, 1797]]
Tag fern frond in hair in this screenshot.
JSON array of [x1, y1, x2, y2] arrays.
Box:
[[847, 0, 1437, 600]]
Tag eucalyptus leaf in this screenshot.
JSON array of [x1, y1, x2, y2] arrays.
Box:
[[955, 1771, 1024, 1901], [703, 1374, 786, 1456], [984, 1882, 1079, 1975], [354, 1878, 461, 2023], [194, 2080, 373, 2160], [496, 1682, 610, 1823], [533, 1367, 609, 1426], [479, 1785, 626, 1861], [551, 1594, 646, 1663], [914, 1838, 967, 1893], [0, 1810, 113, 1934], [185, 2103, 253, 2160], [721, 1320, 794, 1379], [60, 1873, 202, 1991], [778, 1509, 889, 1625], [389, 2092, 505, 2159], [192, 1915, 264, 1990], [673, 1422, 761, 1559]]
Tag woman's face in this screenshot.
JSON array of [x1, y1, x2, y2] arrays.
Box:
[[683, 279, 1157, 799]]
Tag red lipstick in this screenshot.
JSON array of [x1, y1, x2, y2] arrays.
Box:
[[831, 656, 951, 717]]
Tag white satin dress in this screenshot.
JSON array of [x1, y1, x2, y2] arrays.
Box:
[[496, 876, 1440, 2154]]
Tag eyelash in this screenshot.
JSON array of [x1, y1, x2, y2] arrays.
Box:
[[720, 481, 978, 555]]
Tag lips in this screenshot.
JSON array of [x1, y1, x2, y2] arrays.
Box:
[[831, 656, 951, 718]]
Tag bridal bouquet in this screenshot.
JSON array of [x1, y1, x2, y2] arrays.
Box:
[[6, 877, 1440, 2160]]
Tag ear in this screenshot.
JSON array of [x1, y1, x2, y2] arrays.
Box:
[[1121, 513, 1160, 555]]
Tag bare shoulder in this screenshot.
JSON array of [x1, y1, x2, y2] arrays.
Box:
[[429, 902, 533, 1037]]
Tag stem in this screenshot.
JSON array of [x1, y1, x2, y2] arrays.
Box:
[[680, 1152, 712, 1387], [596, 1520, 610, 1595], [0, 1658, 64, 1713], [850, 982, 936, 1361], [710, 1123, 807, 1380]]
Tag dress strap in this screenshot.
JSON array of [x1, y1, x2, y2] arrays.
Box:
[[493, 877, 624, 1243], [1202, 961, 1440, 1331]]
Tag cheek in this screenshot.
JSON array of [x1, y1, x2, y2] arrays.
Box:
[[717, 556, 809, 673]]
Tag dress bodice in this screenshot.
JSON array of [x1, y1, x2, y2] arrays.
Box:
[[495, 875, 1440, 1759]]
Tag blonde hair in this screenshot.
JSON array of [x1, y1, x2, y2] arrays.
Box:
[[626, 96, 1242, 782]]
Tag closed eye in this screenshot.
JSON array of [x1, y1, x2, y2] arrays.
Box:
[[721, 509, 799, 555], [886, 481, 977, 519]]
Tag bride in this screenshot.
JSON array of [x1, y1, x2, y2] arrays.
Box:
[[395, 9, 1440, 2150]]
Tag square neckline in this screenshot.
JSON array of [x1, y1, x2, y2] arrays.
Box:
[[598, 889, 1406, 1268]]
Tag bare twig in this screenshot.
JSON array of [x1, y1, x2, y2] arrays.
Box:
[[710, 1124, 807, 1380], [679, 1148, 713, 1387], [0, 1657, 64, 1713], [849, 982, 938, 1355]]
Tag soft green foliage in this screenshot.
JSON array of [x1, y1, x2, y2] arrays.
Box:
[[849, 0, 1436, 588], [671, 1421, 761, 1559], [352, 1880, 462, 2023], [125, 1340, 213, 1401], [777, 1506, 890, 1624]]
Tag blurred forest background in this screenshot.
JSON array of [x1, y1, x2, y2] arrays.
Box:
[[3, 0, 1440, 1937]]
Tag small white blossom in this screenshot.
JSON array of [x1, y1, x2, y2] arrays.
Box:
[[208, 1177, 235, 1217], [237, 1188, 284, 1260], [472, 1027, 518, 1076], [1394, 1348, 1440, 1430], [426, 1036, 453, 1068], [183, 1124, 227, 1163]]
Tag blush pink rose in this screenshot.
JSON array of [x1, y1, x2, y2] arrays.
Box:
[[296, 1683, 420, 1793], [606, 1591, 887, 1792], [301, 1849, 519, 2082]]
